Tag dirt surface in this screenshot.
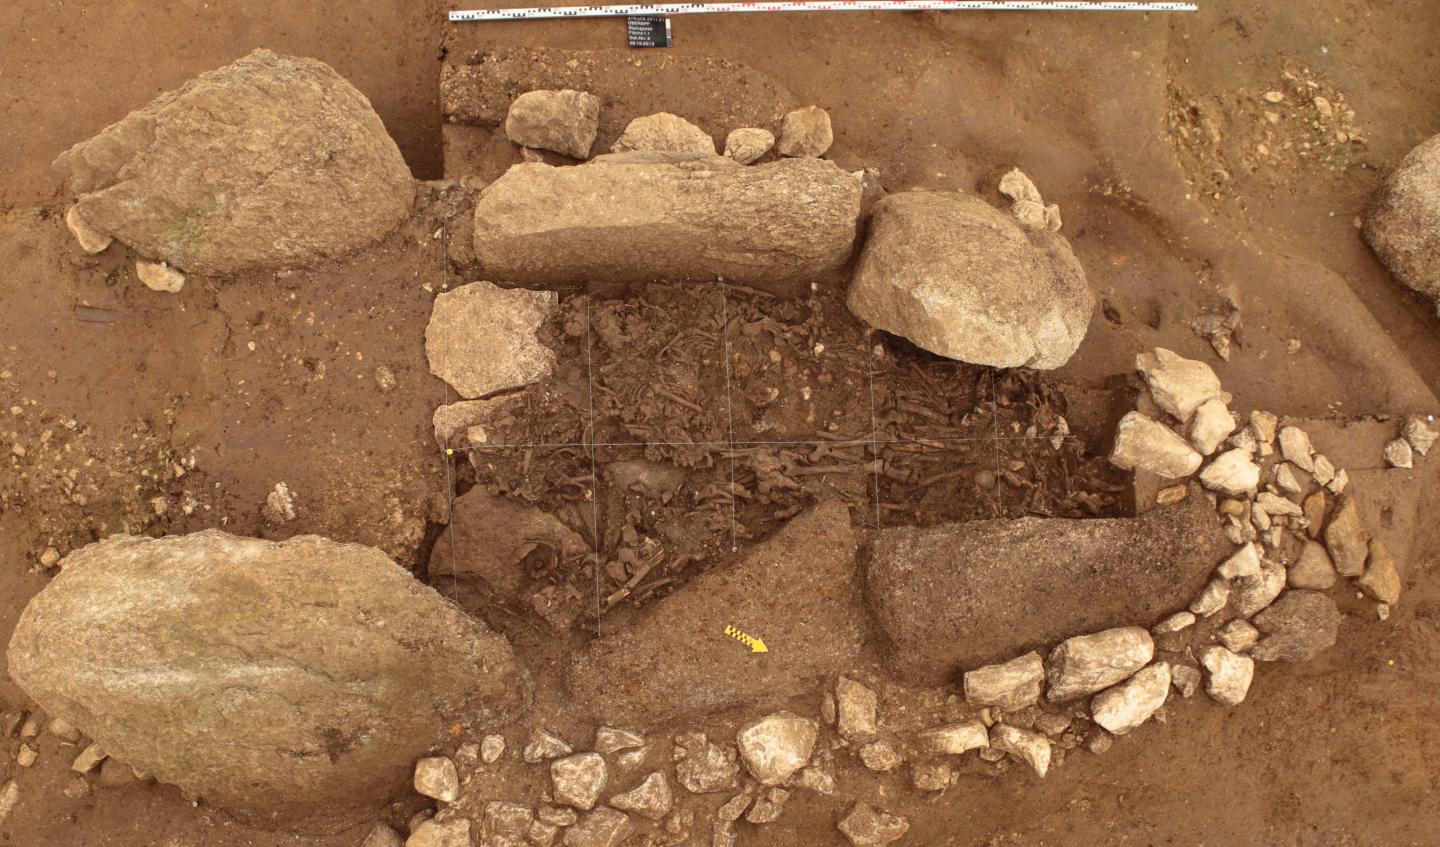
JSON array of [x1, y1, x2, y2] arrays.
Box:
[[3, 1, 1440, 845]]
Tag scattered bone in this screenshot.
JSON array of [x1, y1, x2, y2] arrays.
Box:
[[1136, 348, 1223, 423], [1046, 627, 1154, 702], [1200, 646, 1254, 706], [1199, 448, 1261, 496], [551, 753, 607, 810], [608, 772, 672, 821], [414, 757, 459, 803], [1090, 662, 1171, 735], [1189, 399, 1236, 455], [736, 712, 818, 785], [16, 745, 36, 767], [988, 725, 1052, 778], [1357, 538, 1402, 605], [838, 801, 910, 847], [1109, 412, 1203, 478], [1278, 426, 1315, 472], [964, 652, 1045, 711]]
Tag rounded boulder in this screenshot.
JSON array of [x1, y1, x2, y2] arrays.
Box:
[[6, 531, 528, 832], [846, 191, 1095, 369]]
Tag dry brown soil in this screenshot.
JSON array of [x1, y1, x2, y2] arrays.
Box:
[[2, 1, 1440, 845]]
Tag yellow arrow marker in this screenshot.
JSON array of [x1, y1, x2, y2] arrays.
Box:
[[724, 625, 769, 653]]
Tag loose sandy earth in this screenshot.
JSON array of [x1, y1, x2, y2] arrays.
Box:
[[2, 1, 1439, 845]]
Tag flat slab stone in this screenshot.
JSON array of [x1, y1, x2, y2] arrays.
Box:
[[424, 281, 556, 400], [472, 154, 861, 295], [865, 491, 1229, 683], [567, 501, 865, 723]]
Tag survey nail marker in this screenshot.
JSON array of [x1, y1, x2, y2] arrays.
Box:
[[724, 625, 769, 653]]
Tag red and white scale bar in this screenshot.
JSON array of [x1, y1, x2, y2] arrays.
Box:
[[450, 1, 1197, 22]]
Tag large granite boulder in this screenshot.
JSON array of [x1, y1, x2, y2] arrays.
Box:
[[54, 48, 414, 274], [472, 153, 862, 294], [6, 531, 528, 832], [846, 191, 1095, 369], [567, 501, 865, 723], [864, 491, 1230, 684], [1364, 133, 1440, 306]]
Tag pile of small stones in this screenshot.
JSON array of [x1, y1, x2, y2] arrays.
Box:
[[502, 87, 834, 163], [0, 707, 151, 829]]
